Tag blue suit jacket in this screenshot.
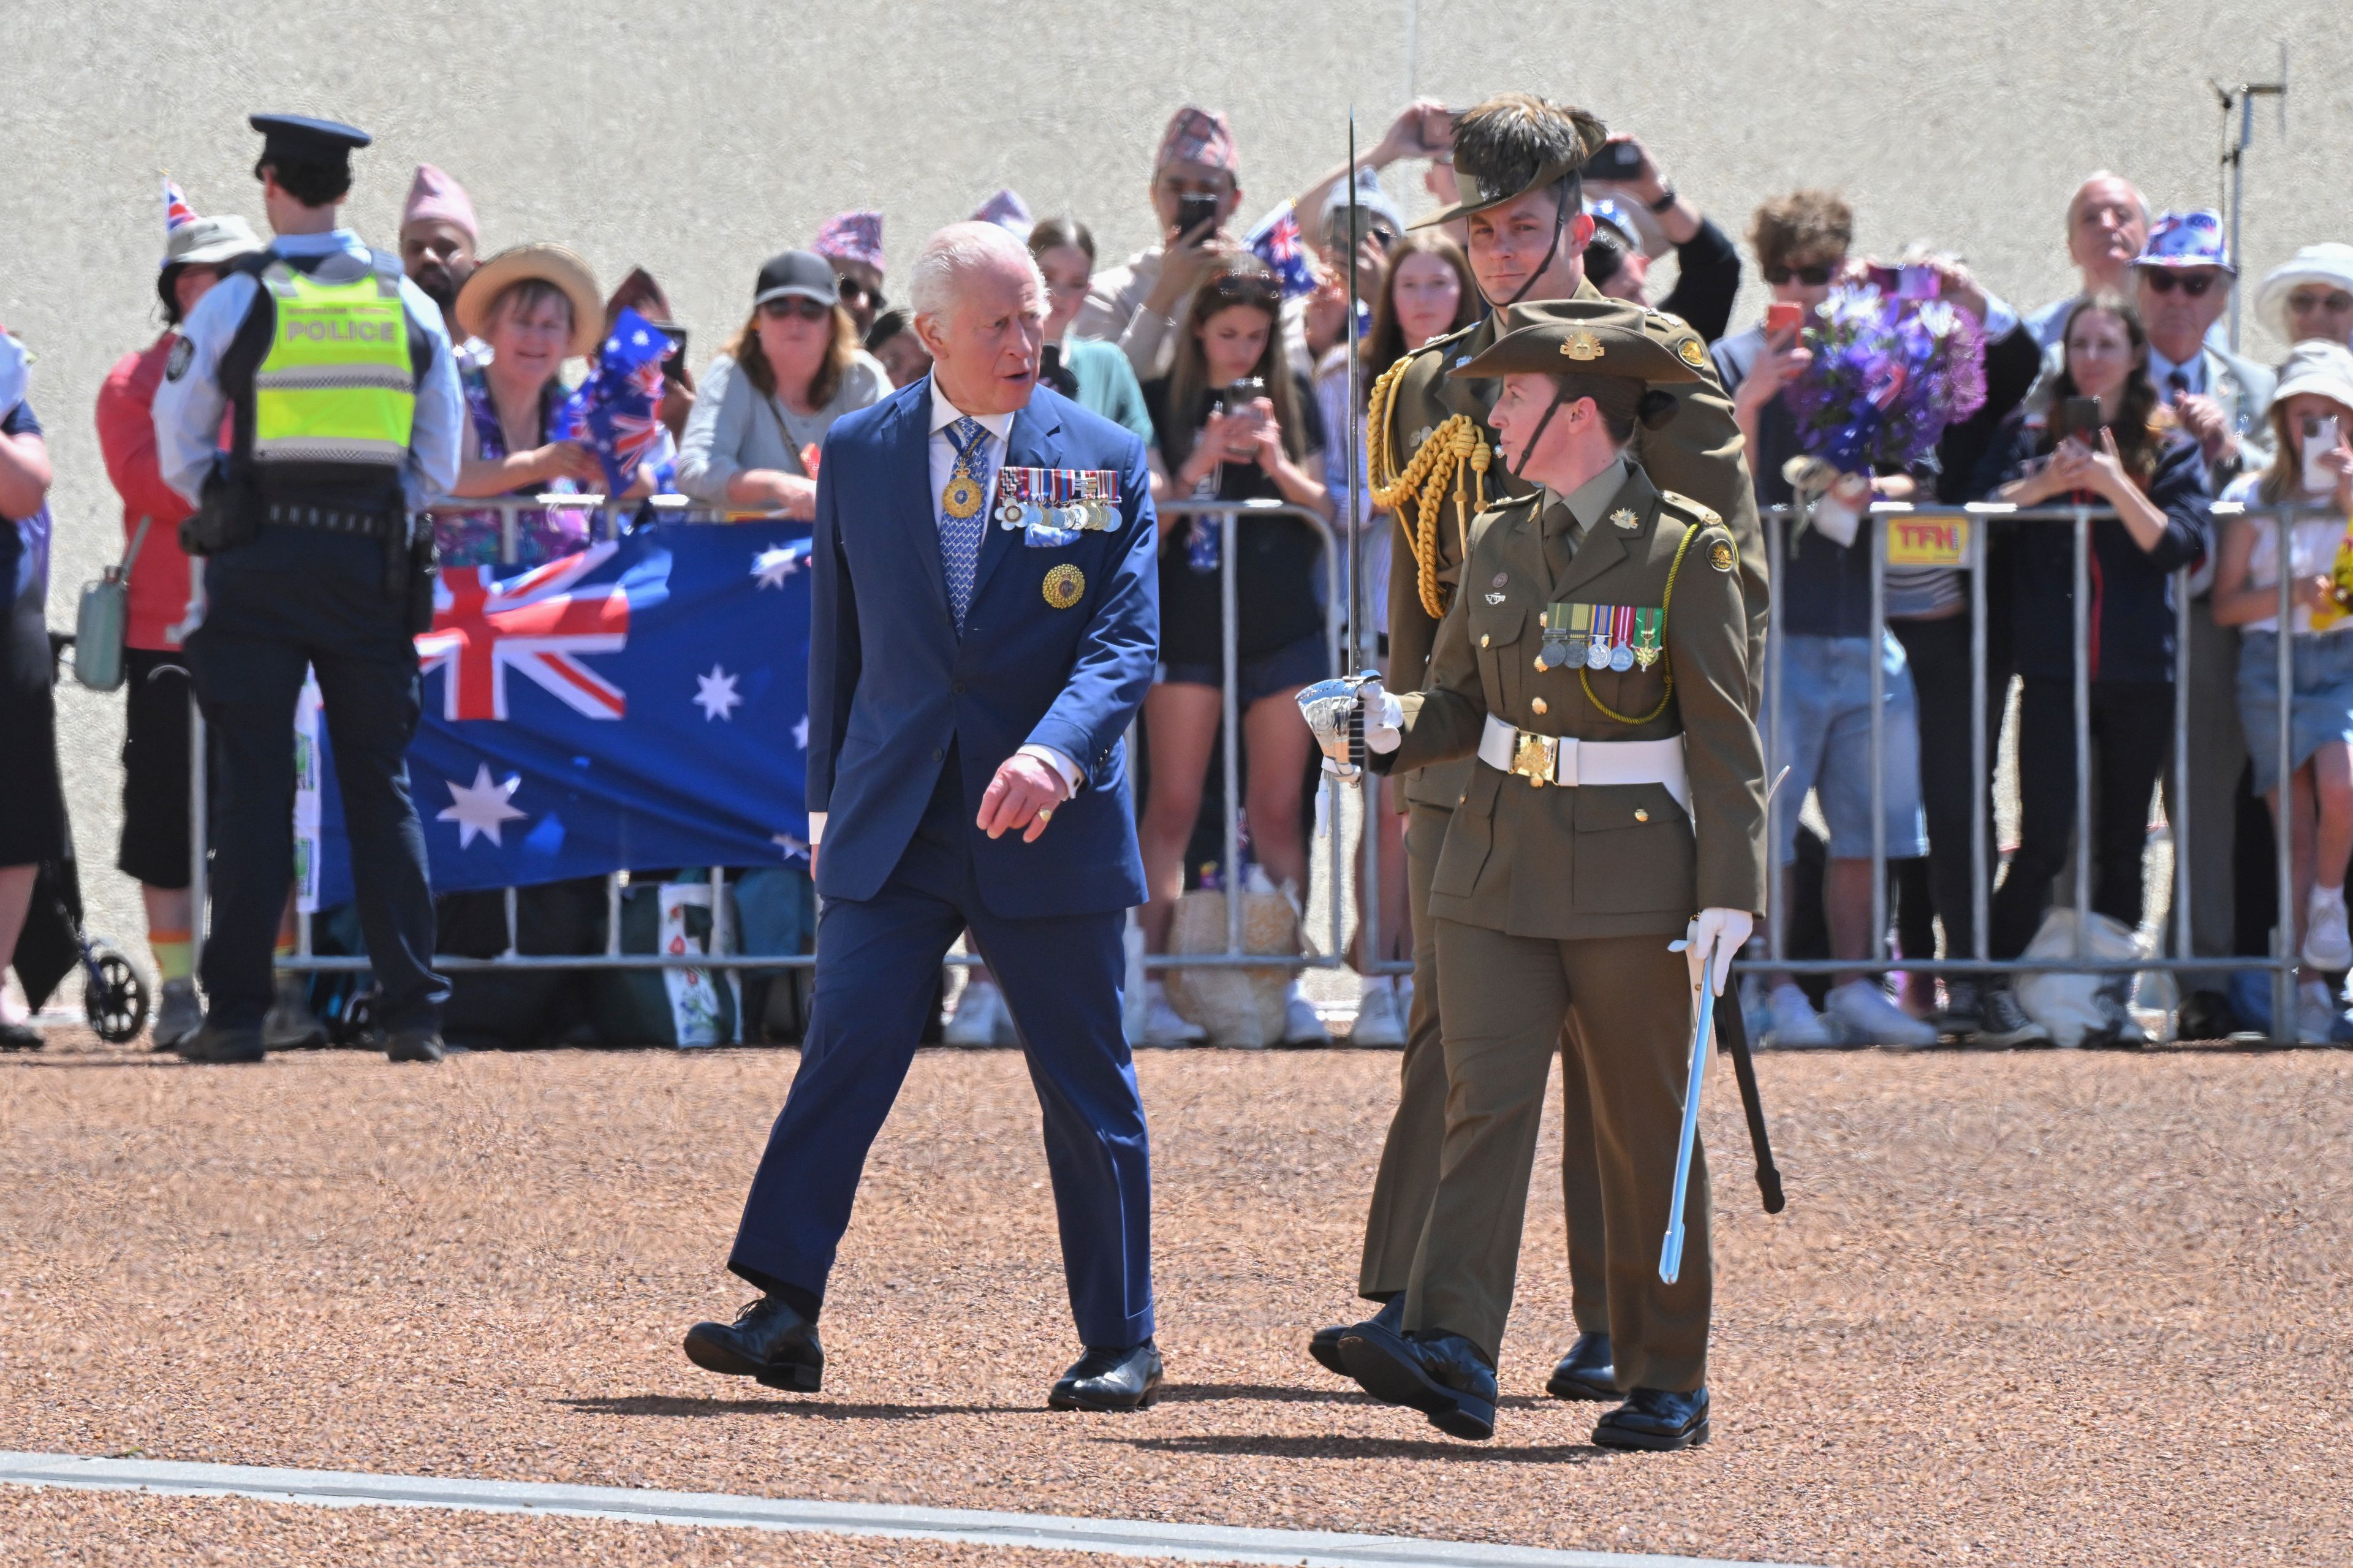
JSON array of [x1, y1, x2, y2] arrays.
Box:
[[807, 379, 1158, 918]]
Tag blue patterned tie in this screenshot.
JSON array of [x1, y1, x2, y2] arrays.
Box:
[[941, 416, 988, 629]]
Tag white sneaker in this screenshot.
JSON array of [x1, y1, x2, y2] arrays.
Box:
[[1764, 982, 1839, 1048], [1282, 988, 1329, 1045], [1141, 983, 1206, 1047], [942, 977, 1009, 1047], [1827, 978, 1941, 1047], [2303, 886, 2353, 971], [2297, 980, 2338, 1044], [1348, 983, 1405, 1047]]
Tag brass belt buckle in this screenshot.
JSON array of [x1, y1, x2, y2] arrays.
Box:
[[1510, 730, 1558, 787]]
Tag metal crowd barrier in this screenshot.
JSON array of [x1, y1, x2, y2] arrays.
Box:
[[188, 493, 1393, 1020], [1754, 495, 2328, 1038]]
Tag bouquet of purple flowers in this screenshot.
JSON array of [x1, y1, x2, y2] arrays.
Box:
[[1782, 285, 1988, 476]]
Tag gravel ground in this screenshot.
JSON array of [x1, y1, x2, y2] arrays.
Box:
[[2, 1029, 2347, 1568], [0, 1488, 1118, 1567]]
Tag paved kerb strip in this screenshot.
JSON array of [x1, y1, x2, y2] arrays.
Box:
[[0, 1450, 1822, 1568]]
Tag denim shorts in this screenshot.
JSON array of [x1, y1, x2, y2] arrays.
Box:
[[2236, 629, 2353, 796], [1770, 631, 1928, 865], [1159, 632, 1330, 707]]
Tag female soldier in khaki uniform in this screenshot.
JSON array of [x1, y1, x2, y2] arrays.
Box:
[[1341, 306, 1767, 1449]]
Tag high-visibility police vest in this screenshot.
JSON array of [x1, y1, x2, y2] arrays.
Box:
[[248, 252, 416, 470]]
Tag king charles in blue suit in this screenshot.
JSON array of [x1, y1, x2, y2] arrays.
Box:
[[685, 224, 1164, 1411]]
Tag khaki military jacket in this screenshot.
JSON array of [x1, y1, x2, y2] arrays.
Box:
[[1379, 281, 1769, 812], [1376, 461, 1767, 941]]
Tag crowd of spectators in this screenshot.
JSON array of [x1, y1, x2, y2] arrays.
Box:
[[7, 97, 2353, 1050]]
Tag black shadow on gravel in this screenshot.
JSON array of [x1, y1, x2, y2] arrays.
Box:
[[1116, 1433, 1607, 1464], [1151, 1383, 1375, 1406], [559, 1395, 1026, 1421]]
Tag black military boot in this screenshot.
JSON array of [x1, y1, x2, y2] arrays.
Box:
[[683, 1294, 824, 1392]]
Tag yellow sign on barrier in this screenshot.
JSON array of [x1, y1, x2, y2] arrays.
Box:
[[1885, 516, 1970, 567]]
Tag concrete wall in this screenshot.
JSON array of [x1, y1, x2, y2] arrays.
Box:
[[4, 0, 2349, 963]]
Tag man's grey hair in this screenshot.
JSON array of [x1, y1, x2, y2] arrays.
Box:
[[2070, 169, 2149, 231], [909, 221, 1047, 322]]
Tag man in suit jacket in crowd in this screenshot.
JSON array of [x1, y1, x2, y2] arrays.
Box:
[[683, 221, 1165, 1411]]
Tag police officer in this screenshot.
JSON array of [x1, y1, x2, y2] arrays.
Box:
[[153, 115, 463, 1064], [1337, 306, 1765, 1448], [1310, 92, 1767, 1404]]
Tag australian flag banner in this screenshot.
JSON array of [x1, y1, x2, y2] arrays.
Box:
[[1245, 202, 1319, 298], [300, 523, 814, 909], [569, 306, 672, 495]]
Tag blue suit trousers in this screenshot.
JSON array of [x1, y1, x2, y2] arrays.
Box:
[[729, 760, 1155, 1350]]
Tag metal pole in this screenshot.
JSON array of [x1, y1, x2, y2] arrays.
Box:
[[502, 885, 520, 960], [1969, 513, 1990, 964], [1767, 507, 1787, 966], [2072, 504, 2091, 963], [2230, 89, 2251, 351], [2275, 505, 2296, 1036], [1221, 503, 1243, 959], [1868, 507, 1886, 964], [605, 873, 623, 958], [2173, 568, 2193, 968]]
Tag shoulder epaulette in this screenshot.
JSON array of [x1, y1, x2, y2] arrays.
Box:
[[1658, 490, 1723, 527]]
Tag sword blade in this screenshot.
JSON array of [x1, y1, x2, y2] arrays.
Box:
[[1659, 942, 1716, 1285]]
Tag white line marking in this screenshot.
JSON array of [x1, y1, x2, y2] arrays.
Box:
[[0, 1451, 1821, 1568]]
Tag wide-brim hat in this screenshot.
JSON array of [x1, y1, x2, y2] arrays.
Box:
[[455, 243, 604, 358], [1449, 299, 1702, 384], [1411, 151, 1588, 232], [2272, 339, 2353, 414], [2256, 243, 2353, 343], [164, 213, 263, 273]]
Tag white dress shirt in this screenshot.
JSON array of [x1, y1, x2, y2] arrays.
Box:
[[806, 382, 1079, 849]]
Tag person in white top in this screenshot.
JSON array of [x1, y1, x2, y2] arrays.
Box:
[[2208, 341, 2353, 1041]]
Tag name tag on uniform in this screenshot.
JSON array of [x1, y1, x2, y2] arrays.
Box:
[[996, 468, 1122, 547]]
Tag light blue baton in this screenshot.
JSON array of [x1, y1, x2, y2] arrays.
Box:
[[1659, 934, 1715, 1286]]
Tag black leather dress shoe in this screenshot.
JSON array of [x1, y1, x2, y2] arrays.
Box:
[[1593, 1385, 1710, 1452], [683, 1295, 825, 1392], [1545, 1330, 1616, 1401], [1050, 1339, 1162, 1411], [1338, 1322, 1498, 1441], [179, 1024, 266, 1064], [383, 1028, 447, 1063], [1309, 1295, 1401, 1376]]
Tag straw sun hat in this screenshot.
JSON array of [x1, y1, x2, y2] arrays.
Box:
[[455, 243, 605, 359]]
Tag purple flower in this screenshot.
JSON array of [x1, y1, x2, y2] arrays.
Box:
[[1783, 286, 1989, 475]]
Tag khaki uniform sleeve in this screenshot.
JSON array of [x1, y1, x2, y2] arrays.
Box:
[[1666, 522, 1768, 914], [1632, 319, 1771, 701], [1379, 529, 1491, 776]]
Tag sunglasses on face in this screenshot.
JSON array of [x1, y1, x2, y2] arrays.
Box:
[[1762, 262, 1840, 287], [834, 278, 885, 310], [2142, 270, 2219, 298], [2291, 290, 2353, 314], [762, 297, 834, 322]]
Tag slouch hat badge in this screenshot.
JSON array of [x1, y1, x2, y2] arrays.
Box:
[[1559, 328, 1605, 362]]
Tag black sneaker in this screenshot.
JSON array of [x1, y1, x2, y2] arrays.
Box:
[[1975, 984, 2050, 1047]]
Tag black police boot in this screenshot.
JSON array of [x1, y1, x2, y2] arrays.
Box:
[[1593, 1385, 1711, 1452], [1545, 1330, 1616, 1401], [1309, 1294, 1401, 1377], [1339, 1322, 1498, 1441], [1050, 1339, 1163, 1412], [683, 1294, 825, 1393], [179, 1023, 266, 1064], [383, 1027, 447, 1064]]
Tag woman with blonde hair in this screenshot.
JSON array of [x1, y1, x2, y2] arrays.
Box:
[[2208, 340, 2353, 1039]]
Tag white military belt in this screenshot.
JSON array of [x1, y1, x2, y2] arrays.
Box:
[[1477, 713, 1689, 811]]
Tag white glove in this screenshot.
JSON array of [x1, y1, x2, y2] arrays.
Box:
[[1362, 687, 1404, 754], [1683, 907, 1752, 997]]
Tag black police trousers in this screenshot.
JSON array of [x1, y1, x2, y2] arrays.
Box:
[[185, 525, 447, 1033]]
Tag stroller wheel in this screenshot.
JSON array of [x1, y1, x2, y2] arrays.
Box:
[[86, 947, 151, 1045]]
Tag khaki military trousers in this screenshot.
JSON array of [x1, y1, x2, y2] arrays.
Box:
[[1355, 805, 1610, 1337], [1404, 922, 1711, 1393]]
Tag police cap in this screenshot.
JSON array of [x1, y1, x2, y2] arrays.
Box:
[[1449, 300, 1702, 386], [249, 114, 372, 170]]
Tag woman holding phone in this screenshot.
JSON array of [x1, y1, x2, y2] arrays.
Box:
[[2207, 341, 2353, 1039], [1980, 294, 2212, 1034], [1135, 256, 1333, 1045]]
